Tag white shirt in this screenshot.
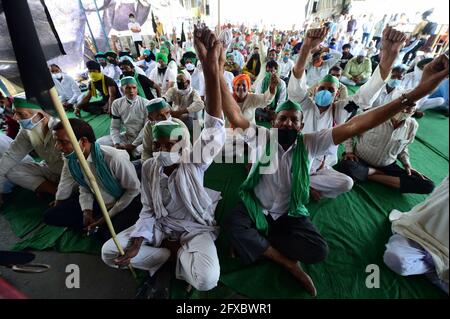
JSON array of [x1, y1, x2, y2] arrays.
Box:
[[305, 49, 342, 87], [128, 21, 142, 42], [130, 112, 226, 243], [234, 91, 275, 126], [57, 145, 140, 217], [149, 67, 177, 95], [189, 68, 205, 98], [136, 60, 157, 78], [279, 59, 295, 78], [372, 85, 403, 108], [102, 64, 122, 83], [0, 118, 63, 193], [244, 124, 336, 220], [52, 73, 82, 105], [223, 71, 234, 93], [164, 87, 205, 120], [110, 95, 150, 147], [346, 118, 418, 167]]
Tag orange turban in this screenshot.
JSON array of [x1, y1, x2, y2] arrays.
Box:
[[232, 74, 251, 90]]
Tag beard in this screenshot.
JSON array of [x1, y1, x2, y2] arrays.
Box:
[[158, 67, 167, 76]]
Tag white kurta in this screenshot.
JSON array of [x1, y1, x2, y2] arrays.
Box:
[[0, 118, 63, 193], [53, 73, 82, 105], [254, 79, 287, 108], [101, 112, 225, 291], [57, 145, 140, 218], [102, 63, 122, 83], [189, 68, 206, 98], [97, 96, 149, 151], [149, 67, 177, 95], [305, 49, 342, 88], [387, 176, 449, 284]]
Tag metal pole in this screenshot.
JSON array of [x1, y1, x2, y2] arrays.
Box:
[[93, 0, 111, 51], [79, 0, 99, 53], [217, 0, 221, 34]]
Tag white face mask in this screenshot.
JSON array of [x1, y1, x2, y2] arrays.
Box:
[[52, 73, 63, 80], [178, 87, 191, 96], [154, 151, 181, 167], [185, 63, 195, 72]]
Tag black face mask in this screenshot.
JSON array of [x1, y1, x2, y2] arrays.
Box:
[[108, 59, 117, 65], [157, 67, 167, 75], [123, 71, 134, 77], [177, 82, 187, 90], [145, 57, 152, 62], [277, 128, 298, 148]]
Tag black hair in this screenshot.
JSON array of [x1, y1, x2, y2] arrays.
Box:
[[329, 65, 342, 73], [268, 49, 277, 54], [129, 13, 135, 18], [118, 60, 135, 69], [343, 44, 352, 50], [266, 60, 279, 70], [392, 66, 406, 75], [49, 64, 60, 70], [53, 118, 96, 143]]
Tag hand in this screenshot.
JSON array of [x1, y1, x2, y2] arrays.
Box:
[[82, 210, 95, 228], [310, 187, 322, 202], [84, 217, 105, 232], [194, 25, 222, 72], [302, 27, 328, 51], [123, 144, 137, 153], [171, 109, 185, 119], [114, 239, 142, 267], [343, 152, 359, 162], [419, 54, 449, 90], [404, 165, 428, 180], [269, 73, 279, 92]]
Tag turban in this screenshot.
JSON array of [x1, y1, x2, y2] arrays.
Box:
[[143, 49, 151, 56], [232, 74, 251, 89], [105, 51, 118, 59], [275, 100, 303, 113], [95, 52, 106, 59], [146, 98, 169, 113], [320, 74, 340, 86], [156, 53, 168, 64]]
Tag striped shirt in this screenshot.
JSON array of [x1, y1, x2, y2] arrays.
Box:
[[345, 118, 418, 167]]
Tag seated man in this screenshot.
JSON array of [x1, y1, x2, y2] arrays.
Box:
[[371, 66, 406, 108], [219, 26, 447, 297], [163, 72, 205, 131], [308, 65, 348, 102], [104, 51, 123, 84], [101, 35, 226, 292], [341, 50, 372, 86], [49, 64, 82, 111], [148, 53, 177, 96], [0, 92, 20, 139], [136, 49, 157, 77], [141, 98, 189, 163], [97, 77, 149, 158], [304, 46, 342, 88], [45, 118, 141, 241], [336, 104, 435, 195], [76, 61, 120, 117], [254, 60, 287, 111], [224, 54, 241, 77], [384, 176, 448, 294], [0, 98, 65, 207], [119, 59, 161, 100]]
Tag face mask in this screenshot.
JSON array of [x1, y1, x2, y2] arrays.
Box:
[[18, 113, 43, 131], [154, 151, 181, 167], [393, 111, 413, 123], [178, 87, 191, 96], [64, 140, 85, 158], [145, 57, 152, 62], [315, 90, 334, 107], [277, 128, 298, 148], [313, 59, 323, 67], [283, 56, 289, 63], [185, 63, 195, 72], [387, 79, 402, 88], [89, 72, 103, 82], [129, 18, 135, 22], [52, 73, 63, 80]]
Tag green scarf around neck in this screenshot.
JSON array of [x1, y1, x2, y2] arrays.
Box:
[[133, 72, 146, 98], [261, 72, 282, 110], [239, 133, 310, 236]]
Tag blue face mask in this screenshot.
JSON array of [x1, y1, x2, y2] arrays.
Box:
[[314, 90, 334, 107], [387, 79, 402, 88], [18, 113, 42, 130], [283, 56, 289, 63], [64, 141, 84, 159]]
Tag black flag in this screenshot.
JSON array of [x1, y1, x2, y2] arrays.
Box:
[[180, 22, 186, 45], [151, 10, 157, 35], [1, 0, 64, 115]]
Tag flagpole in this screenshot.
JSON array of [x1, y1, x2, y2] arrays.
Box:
[[93, 0, 111, 51], [79, 0, 99, 53], [2, 0, 135, 278]]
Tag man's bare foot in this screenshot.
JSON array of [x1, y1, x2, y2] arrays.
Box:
[[287, 262, 317, 297], [310, 187, 322, 202], [74, 108, 81, 117]]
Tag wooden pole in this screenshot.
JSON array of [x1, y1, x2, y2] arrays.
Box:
[[48, 87, 136, 278]]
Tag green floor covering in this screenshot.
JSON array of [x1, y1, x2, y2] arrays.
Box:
[[1, 109, 448, 299]]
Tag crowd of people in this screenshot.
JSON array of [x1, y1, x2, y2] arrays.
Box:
[[0, 9, 449, 298]]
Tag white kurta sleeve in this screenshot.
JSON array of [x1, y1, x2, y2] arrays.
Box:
[[288, 71, 309, 103], [55, 161, 77, 201], [0, 130, 34, 193], [130, 160, 156, 242], [79, 185, 94, 212], [107, 151, 141, 218], [68, 77, 82, 105], [351, 66, 386, 109], [110, 100, 122, 145]]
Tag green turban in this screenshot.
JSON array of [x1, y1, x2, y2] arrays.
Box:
[[120, 76, 138, 87], [152, 121, 182, 140], [275, 100, 303, 113], [320, 74, 340, 86], [146, 98, 169, 113], [105, 51, 118, 59], [12, 97, 42, 111], [156, 53, 168, 64], [160, 46, 170, 56]]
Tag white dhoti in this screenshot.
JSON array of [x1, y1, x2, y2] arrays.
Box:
[[97, 134, 143, 158], [101, 226, 220, 292], [5, 161, 60, 192], [309, 166, 354, 198]]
